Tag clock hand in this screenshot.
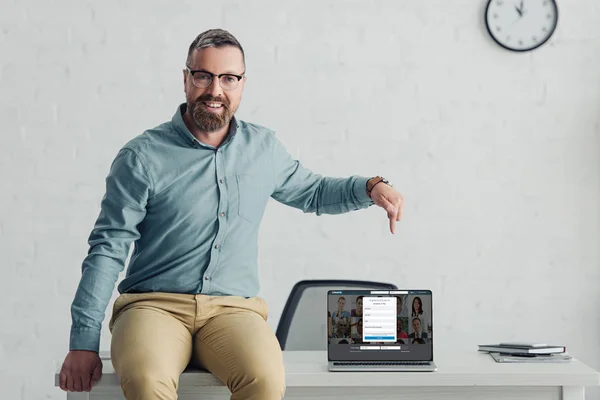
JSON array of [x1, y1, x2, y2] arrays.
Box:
[[514, 3, 523, 16]]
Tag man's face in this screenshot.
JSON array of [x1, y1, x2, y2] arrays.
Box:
[[183, 46, 246, 132], [412, 318, 421, 333], [336, 318, 348, 336]]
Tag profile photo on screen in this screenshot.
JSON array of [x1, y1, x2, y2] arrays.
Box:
[[408, 295, 432, 335]]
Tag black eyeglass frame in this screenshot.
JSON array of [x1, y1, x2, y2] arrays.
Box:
[[185, 67, 245, 90]]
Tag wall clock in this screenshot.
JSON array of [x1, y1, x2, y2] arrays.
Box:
[[485, 0, 558, 52]]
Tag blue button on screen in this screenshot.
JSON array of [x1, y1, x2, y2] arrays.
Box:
[[364, 336, 395, 341]]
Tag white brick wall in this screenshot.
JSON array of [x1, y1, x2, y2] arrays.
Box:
[[1, 0, 599, 398]]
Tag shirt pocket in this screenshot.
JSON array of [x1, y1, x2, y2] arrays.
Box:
[[235, 174, 271, 224]]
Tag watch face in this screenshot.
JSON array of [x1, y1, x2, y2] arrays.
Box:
[[485, 0, 558, 52]]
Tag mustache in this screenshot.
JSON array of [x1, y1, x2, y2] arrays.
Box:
[[194, 95, 230, 108]]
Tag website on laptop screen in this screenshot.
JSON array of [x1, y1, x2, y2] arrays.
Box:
[[327, 290, 432, 361]]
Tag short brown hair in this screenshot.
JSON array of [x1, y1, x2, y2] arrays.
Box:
[[186, 29, 245, 68]]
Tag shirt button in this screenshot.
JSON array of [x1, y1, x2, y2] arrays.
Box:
[[220, 212, 225, 217], [219, 179, 224, 184], [214, 244, 220, 249], [205, 276, 210, 280]]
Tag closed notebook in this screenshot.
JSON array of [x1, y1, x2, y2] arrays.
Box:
[[478, 344, 565, 354], [498, 342, 547, 348]]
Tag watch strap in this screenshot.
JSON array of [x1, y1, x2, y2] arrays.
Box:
[[366, 176, 388, 197]]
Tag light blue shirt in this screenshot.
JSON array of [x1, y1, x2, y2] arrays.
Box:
[[70, 104, 374, 352]]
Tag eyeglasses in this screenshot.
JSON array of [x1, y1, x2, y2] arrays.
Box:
[[186, 67, 245, 91]]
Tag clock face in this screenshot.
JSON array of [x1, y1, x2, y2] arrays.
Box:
[[485, 0, 558, 51]]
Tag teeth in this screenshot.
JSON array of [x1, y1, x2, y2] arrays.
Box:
[[204, 102, 222, 108]]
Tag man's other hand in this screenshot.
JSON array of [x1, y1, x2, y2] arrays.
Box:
[[59, 350, 103, 392], [369, 182, 404, 234]]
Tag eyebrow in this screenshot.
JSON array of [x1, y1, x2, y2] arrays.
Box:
[[191, 68, 242, 75]]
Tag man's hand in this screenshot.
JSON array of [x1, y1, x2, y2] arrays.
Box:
[[369, 180, 404, 234], [59, 350, 103, 392]]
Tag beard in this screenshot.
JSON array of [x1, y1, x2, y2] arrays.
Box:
[[188, 95, 237, 133]]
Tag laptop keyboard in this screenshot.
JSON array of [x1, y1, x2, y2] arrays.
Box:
[[333, 361, 430, 366]]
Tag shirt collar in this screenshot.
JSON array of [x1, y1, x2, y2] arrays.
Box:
[[172, 103, 240, 148]]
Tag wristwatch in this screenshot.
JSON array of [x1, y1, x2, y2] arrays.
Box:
[[366, 176, 390, 198]]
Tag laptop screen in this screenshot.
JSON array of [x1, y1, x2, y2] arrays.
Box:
[[327, 289, 432, 361]]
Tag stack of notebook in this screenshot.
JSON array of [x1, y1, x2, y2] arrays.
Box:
[[478, 342, 572, 363]]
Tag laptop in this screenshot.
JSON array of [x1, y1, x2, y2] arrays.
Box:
[[327, 289, 437, 372]]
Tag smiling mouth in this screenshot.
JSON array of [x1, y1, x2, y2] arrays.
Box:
[[203, 102, 224, 109]]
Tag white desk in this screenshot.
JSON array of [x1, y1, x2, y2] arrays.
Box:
[[55, 350, 600, 400]]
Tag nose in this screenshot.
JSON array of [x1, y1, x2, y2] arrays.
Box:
[[206, 76, 223, 98]]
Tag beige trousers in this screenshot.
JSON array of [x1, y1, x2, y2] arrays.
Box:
[[108, 292, 286, 400]]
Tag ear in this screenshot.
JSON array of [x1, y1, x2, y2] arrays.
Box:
[[183, 69, 188, 91]]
